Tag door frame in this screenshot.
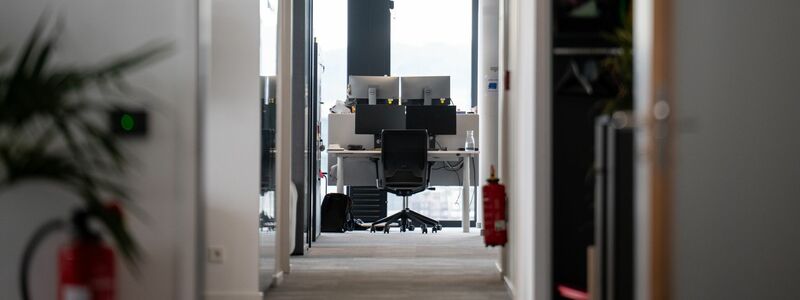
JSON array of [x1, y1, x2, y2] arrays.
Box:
[[634, 0, 673, 299]]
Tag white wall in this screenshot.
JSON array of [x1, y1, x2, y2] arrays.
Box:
[[274, 0, 294, 276], [478, 0, 499, 231], [202, 0, 262, 299], [633, 0, 654, 298], [0, 0, 199, 299], [670, 1, 800, 299], [501, 0, 551, 299]]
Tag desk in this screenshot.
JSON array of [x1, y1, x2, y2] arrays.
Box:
[[328, 149, 479, 233]]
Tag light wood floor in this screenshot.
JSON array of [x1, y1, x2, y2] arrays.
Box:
[[264, 228, 510, 300]]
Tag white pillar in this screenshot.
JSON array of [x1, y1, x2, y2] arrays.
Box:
[[478, 0, 500, 230], [497, 0, 510, 282], [275, 0, 293, 276]]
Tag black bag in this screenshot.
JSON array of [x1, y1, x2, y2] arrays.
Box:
[[321, 193, 353, 233]]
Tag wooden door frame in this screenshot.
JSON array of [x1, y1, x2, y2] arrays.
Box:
[[635, 0, 673, 299]]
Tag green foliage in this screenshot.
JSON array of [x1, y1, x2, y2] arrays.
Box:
[[0, 18, 171, 267], [601, 13, 633, 113]]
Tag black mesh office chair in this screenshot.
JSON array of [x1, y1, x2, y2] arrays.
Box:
[[370, 130, 442, 234]]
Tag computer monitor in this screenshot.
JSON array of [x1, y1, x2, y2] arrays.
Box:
[[400, 76, 451, 106], [348, 76, 400, 105], [406, 105, 457, 149], [355, 105, 406, 148]]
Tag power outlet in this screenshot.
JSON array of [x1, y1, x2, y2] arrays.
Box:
[[207, 246, 225, 264]]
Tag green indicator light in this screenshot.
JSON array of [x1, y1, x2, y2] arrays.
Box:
[[120, 114, 135, 131]]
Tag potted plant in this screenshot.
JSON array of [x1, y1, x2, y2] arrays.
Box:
[[0, 18, 170, 299], [601, 12, 633, 114]]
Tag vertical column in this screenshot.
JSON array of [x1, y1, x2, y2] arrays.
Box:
[[347, 0, 391, 77], [291, 0, 308, 257], [478, 0, 500, 230], [275, 0, 293, 276]]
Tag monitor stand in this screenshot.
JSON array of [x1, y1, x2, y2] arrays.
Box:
[[368, 88, 377, 105], [423, 88, 432, 106]]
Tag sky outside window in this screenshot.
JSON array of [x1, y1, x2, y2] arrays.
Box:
[[391, 0, 472, 111]]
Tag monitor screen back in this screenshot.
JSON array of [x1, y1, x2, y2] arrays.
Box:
[[400, 76, 450, 101], [348, 76, 400, 99], [355, 105, 406, 135], [406, 105, 457, 135]]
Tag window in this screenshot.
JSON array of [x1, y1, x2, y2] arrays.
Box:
[[260, 0, 278, 77], [314, 0, 348, 189], [315, 0, 476, 223], [389, 0, 475, 221], [391, 0, 473, 111]]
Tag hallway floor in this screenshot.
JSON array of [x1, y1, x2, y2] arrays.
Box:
[[264, 228, 510, 300]]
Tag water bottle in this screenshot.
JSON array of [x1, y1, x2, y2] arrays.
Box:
[[464, 130, 476, 151]]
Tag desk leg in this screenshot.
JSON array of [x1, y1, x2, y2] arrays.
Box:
[[462, 156, 471, 233], [337, 156, 344, 194]]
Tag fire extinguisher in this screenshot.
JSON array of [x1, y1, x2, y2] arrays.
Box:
[[58, 210, 117, 300], [482, 166, 507, 246], [20, 205, 120, 300]]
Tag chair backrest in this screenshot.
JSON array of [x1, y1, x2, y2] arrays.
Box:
[[380, 129, 429, 196]]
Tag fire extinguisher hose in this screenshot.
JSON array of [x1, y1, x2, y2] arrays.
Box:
[[19, 219, 66, 300]]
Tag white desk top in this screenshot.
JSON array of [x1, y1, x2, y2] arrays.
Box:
[[328, 149, 479, 156]]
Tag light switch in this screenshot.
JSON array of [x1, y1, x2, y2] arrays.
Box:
[[207, 246, 225, 263]]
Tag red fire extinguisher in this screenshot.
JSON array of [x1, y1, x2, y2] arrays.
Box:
[[58, 209, 117, 300], [482, 166, 507, 246]]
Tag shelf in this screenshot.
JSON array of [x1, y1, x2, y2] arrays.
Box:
[[553, 47, 623, 56]]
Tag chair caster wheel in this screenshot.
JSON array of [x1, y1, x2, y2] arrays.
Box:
[[370, 225, 376, 233], [408, 225, 415, 231], [383, 225, 390, 234], [435, 224, 443, 231], [421, 224, 428, 234]]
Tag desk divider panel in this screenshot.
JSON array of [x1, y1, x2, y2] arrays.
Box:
[[326, 113, 479, 187]]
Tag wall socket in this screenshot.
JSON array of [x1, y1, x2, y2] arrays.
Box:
[[207, 246, 225, 263]]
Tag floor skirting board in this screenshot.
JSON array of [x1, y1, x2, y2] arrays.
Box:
[[272, 271, 284, 287], [504, 275, 515, 299]]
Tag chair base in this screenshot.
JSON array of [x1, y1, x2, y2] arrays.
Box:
[[370, 206, 442, 234]]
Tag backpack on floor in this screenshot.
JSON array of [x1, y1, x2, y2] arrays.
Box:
[[321, 193, 353, 233]]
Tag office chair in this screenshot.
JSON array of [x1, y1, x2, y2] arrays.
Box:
[[370, 129, 443, 234]]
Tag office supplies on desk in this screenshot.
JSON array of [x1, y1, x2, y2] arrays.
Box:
[[346, 144, 364, 150], [330, 100, 350, 114]]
